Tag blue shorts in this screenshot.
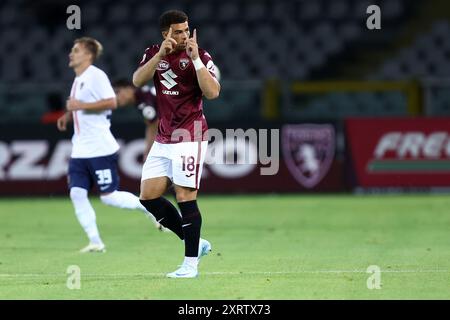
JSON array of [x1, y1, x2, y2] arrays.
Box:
[[68, 153, 119, 194]]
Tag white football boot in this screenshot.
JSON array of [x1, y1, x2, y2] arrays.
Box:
[[79, 242, 106, 253], [198, 238, 212, 259], [144, 212, 168, 232], [166, 238, 212, 278], [166, 263, 198, 278]]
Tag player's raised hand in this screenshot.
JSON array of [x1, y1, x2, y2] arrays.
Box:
[[159, 27, 177, 57], [186, 29, 199, 60]]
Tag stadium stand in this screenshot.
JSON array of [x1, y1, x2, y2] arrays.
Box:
[[0, 0, 448, 121], [0, 0, 418, 82], [374, 20, 450, 79]]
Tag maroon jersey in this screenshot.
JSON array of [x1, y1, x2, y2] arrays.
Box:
[[139, 45, 218, 143], [134, 85, 158, 123]]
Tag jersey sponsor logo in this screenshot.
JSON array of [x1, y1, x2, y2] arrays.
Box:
[[160, 69, 178, 89], [157, 60, 170, 71], [179, 58, 190, 70], [162, 90, 179, 95], [282, 124, 335, 189]]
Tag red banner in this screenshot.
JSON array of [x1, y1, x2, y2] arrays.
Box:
[[346, 118, 450, 187]]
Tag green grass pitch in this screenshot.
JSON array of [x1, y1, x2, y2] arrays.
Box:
[[0, 194, 449, 299]]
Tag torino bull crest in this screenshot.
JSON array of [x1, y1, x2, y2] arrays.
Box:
[[282, 124, 335, 189]]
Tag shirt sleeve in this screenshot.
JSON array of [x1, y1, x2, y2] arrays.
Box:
[[90, 70, 116, 100], [199, 50, 218, 79], [140, 86, 157, 108], [139, 46, 158, 67]]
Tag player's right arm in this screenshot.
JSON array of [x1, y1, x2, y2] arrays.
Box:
[[133, 28, 177, 87], [56, 111, 73, 131]]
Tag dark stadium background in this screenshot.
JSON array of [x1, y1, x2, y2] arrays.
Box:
[[0, 0, 449, 195]]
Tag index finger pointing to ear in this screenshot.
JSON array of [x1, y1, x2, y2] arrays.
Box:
[[193, 29, 197, 42]]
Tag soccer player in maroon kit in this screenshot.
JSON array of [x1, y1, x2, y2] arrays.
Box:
[[133, 10, 220, 278]]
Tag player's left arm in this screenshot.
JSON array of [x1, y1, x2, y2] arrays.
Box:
[[66, 71, 118, 111], [66, 97, 117, 111], [186, 29, 220, 100]]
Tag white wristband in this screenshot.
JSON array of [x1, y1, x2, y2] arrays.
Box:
[[192, 57, 205, 71]]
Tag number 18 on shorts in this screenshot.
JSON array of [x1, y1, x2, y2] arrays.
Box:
[[141, 141, 208, 189]]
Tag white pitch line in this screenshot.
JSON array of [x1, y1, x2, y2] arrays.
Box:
[[0, 270, 449, 278]]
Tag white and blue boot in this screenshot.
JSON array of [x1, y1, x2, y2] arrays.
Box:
[[166, 238, 212, 278]]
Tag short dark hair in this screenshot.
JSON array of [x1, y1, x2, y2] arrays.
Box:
[[159, 10, 188, 32], [74, 37, 103, 61], [112, 78, 134, 88]]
